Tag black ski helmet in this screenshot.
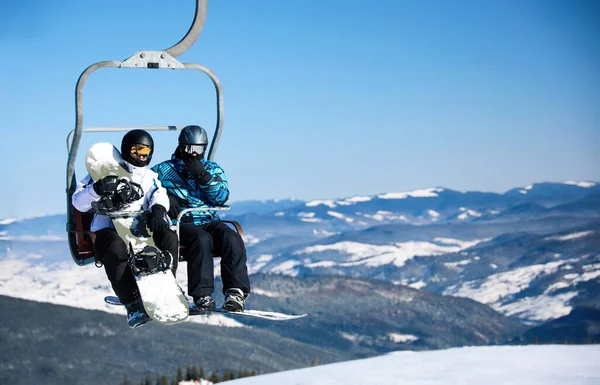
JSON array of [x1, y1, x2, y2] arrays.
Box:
[[177, 125, 209, 158], [121, 129, 154, 167], [178, 125, 208, 146]]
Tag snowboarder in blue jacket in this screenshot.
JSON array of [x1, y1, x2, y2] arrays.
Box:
[[152, 125, 250, 312]]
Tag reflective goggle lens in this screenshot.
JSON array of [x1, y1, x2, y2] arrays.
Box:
[[182, 144, 206, 155], [130, 144, 152, 158]]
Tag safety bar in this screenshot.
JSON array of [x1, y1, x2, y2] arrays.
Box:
[[173, 206, 230, 240], [103, 207, 233, 263], [89, 207, 229, 225]]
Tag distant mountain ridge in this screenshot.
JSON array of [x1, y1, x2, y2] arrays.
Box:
[[223, 198, 305, 217], [2, 180, 597, 233], [505, 181, 599, 203]]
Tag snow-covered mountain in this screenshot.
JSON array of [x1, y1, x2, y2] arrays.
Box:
[[246, 224, 598, 324], [225, 345, 600, 385], [440, 226, 600, 323], [229, 182, 599, 325], [222, 198, 304, 217], [505, 181, 599, 202], [1, 180, 598, 327], [253, 181, 599, 229]]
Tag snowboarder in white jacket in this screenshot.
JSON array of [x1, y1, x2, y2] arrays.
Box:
[[72, 130, 178, 328]]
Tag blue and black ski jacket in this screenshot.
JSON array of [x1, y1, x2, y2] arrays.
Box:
[[151, 155, 229, 225]]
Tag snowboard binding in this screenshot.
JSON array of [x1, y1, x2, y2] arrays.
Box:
[[91, 178, 144, 214], [129, 245, 171, 277]]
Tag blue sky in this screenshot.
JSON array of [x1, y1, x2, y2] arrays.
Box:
[[0, 0, 598, 218]]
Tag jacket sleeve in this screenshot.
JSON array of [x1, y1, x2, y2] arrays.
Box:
[[199, 161, 230, 206], [146, 171, 170, 211], [72, 174, 101, 212]]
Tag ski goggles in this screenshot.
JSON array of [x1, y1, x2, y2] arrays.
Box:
[[181, 144, 206, 155], [130, 143, 152, 159]]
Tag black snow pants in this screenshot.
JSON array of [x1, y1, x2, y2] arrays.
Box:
[[179, 221, 251, 299], [94, 226, 178, 305]]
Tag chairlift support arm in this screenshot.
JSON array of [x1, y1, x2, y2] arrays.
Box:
[[66, 0, 225, 266]]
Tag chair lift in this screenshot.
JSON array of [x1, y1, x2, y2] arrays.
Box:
[[66, 0, 243, 267]]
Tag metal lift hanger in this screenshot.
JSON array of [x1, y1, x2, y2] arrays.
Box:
[[66, 0, 224, 265]]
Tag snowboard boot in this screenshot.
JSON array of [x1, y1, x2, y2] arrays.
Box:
[[194, 295, 216, 314], [124, 298, 148, 328], [223, 288, 246, 312]]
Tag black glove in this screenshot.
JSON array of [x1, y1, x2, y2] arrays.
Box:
[[93, 176, 120, 196], [148, 205, 167, 233], [167, 194, 185, 220], [182, 154, 212, 185]]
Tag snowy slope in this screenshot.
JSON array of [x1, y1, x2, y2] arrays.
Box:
[[249, 220, 599, 324], [443, 258, 595, 322], [225, 345, 600, 385], [290, 237, 487, 268], [0, 256, 244, 328], [439, 227, 600, 323]]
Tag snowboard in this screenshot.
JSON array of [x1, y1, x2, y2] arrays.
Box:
[[104, 295, 308, 321], [86, 142, 189, 325]]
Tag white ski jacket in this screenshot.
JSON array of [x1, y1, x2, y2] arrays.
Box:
[[72, 164, 170, 232]]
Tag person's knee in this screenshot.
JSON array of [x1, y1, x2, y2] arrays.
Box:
[[222, 228, 244, 248], [189, 229, 212, 248], [99, 242, 129, 271], [161, 229, 179, 248], [180, 226, 212, 261], [94, 229, 127, 257], [103, 238, 128, 259]]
